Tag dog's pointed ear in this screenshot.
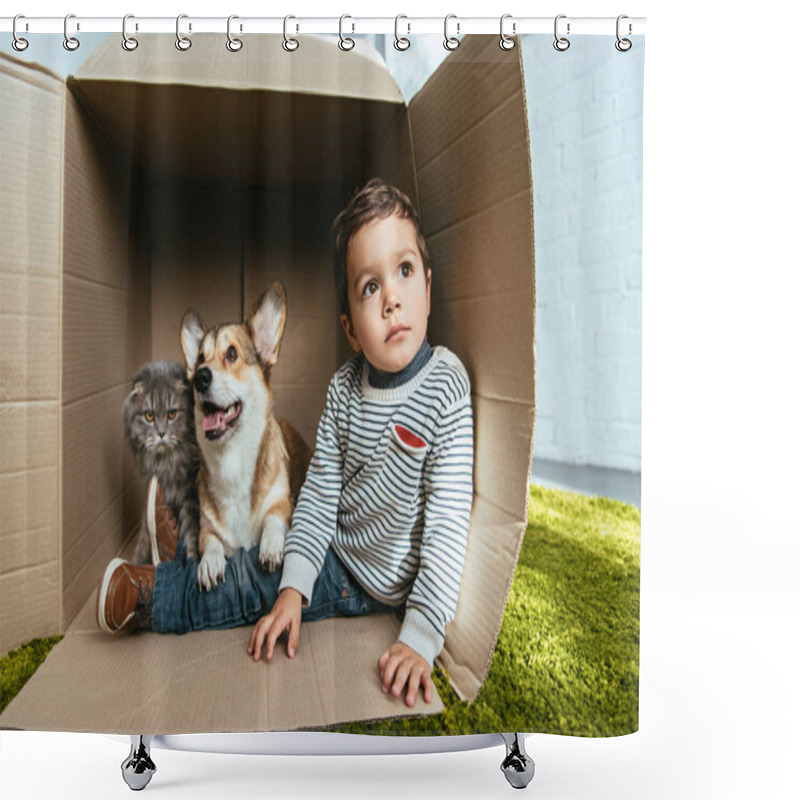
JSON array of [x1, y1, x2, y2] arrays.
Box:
[[249, 283, 287, 367], [181, 310, 205, 379]]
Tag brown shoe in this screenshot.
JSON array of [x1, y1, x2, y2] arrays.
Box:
[[96, 559, 155, 634], [146, 476, 179, 565]]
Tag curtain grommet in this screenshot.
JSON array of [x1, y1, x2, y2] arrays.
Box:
[[553, 14, 570, 52], [175, 14, 192, 51], [122, 14, 138, 51], [283, 15, 299, 52], [394, 15, 410, 51], [226, 15, 243, 52], [338, 15, 355, 51], [12, 15, 29, 51], [63, 13, 80, 51], [444, 14, 460, 51], [499, 14, 516, 50]]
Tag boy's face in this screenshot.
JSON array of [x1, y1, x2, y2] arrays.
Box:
[[341, 213, 431, 374]]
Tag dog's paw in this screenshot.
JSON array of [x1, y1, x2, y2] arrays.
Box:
[[197, 547, 227, 591], [259, 516, 288, 572]]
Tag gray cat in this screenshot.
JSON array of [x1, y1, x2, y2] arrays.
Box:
[[122, 360, 200, 564]]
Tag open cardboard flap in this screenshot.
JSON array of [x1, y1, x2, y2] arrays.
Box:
[[1, 33, 534, 732]]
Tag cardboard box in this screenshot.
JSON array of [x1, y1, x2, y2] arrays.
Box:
[[0, 33, 534, 732]]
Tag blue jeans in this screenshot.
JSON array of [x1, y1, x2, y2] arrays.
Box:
[[151, 542, 396, 634]]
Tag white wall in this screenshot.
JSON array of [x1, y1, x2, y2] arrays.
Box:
[[522, 35, 643, 472]]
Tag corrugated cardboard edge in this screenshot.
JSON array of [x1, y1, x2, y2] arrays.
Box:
[[0, 51, 62, 84], [405, 83, 422, 219], [62, 76, 128, 169], [436, 36, 537, 702], [471, 35, 537, 697], [73, 34, 405, 104], [56, 55, 66, 639]]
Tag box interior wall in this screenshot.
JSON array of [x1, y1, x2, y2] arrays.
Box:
[[1, 36, 534, 719]]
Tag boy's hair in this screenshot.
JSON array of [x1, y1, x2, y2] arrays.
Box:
[[331, 178, 430, 318]]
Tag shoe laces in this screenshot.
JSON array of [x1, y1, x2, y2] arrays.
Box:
[[133, 576, 154, 627], [162, 504, 177, 528]]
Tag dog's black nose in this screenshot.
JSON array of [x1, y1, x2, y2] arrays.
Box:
[[194, 367, 212, 393]]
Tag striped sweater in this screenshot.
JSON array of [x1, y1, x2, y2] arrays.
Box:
[[279, 346, 474, 665]]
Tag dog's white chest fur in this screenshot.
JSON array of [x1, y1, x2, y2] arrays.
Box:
[[208, 433, 261, 549], [200, 401, 266, 552]]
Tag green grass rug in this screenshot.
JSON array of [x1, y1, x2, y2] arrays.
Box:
[[0, 636, 63, 715], [1, 484, 640, 735], [335, 483, 641, 737]]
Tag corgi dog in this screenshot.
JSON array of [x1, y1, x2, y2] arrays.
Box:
[[180, 283, 312, 591]]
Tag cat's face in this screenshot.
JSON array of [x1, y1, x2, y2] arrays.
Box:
[[123, 361, 195, 475]]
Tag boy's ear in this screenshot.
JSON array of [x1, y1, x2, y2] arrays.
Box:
[[180, 310, 205, 379], [340, 313, 361, 354], [250, 283, 288, 366]]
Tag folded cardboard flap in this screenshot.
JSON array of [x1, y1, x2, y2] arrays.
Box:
[[0, 34, 534, 729], [409, 35, 535, 699]]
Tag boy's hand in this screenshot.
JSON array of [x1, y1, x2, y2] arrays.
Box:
[[378, 642, 434, 708], [248, 588, 303, 662]]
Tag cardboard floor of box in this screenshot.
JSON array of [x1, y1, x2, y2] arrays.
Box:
[[0, 589, 443, 734]]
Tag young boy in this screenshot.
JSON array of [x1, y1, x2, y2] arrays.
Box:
[[96, 179, 474, 709]]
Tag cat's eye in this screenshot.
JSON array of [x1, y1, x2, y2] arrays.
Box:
[[168, 409, 178, 420], [197, 353, 205, 365], [225, 345, 238, 363], [144, 410, 155, 422]]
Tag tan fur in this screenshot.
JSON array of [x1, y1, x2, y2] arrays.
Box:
[[278, 418, 314, 501], [181, 283, 311, 590], [252, 417, 288, 516]]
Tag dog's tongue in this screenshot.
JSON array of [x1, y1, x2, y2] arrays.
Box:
[[202, 403, 240, 434], [202, 410, 225, 433]]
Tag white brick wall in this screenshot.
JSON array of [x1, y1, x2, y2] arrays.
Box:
[[521, 36, 644, 472]]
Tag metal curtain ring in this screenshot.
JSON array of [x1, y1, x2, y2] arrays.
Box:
[[339, 15, 355, 51], [12, 15, 29, 51], [176, 14, 192, 51], [499, 14, 515, 50], [553, 14, 570, 51], [616, 15, 632, 51], [283, 15, 299, 51], [122, 14, 138, 51], [227, 15, 243, 52], [444, 14, 460, 51], [394, 14, 410, 51], [63, 14, 80, 51]]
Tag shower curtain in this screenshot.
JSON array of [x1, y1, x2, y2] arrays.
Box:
[[0, 25, 644, 739]]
